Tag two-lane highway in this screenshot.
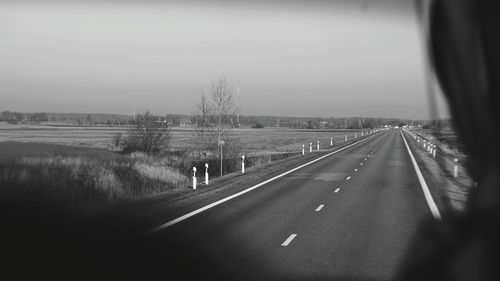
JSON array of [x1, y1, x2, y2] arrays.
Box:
[[148, 129, 437, 280]]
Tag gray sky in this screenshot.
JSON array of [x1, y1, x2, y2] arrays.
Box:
[[0, 0, 448, 119]]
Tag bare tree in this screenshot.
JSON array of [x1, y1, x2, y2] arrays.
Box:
[[197, 92, 211, 127], [195, 92, 214, 151], [124, 111, 171, 155], [194, 78, 240, 176], [207, 78, 236, 143]]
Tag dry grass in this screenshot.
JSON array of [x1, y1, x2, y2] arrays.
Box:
[[0, 154, 189, 214]]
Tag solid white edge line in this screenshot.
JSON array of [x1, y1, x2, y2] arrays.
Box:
[[400, 131, 442, 220], [145, 131, 384, 235], [315, 205, 324, 212], [281, 234, 298, 246]]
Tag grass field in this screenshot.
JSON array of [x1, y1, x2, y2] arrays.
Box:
[[0, 142, 189, 214], [0, 123, 373, 213], [0, 122, 365, 154]]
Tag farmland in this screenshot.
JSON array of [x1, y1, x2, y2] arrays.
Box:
[[0, 122, 372, 213], [0, 122, 365, 154]]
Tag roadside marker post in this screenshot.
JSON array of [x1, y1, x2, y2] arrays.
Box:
[[302, 144, 305, 155], [345, 135, 347, 141], [433, 145, 436, 157], [146, 131, 383, 234], [193, 167, 197, 190], [454, 158, 458, 178], [317, 140, 320, 150], [355, 133, 357, 139], [241, 155, 245, 174], [310, 142, 312, 153], [205, 163, 209, 185], [330, 137, 333, 147]]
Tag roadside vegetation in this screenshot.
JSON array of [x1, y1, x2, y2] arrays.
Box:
[[0, 151, 189, 214], [0, 78, 384, 214]]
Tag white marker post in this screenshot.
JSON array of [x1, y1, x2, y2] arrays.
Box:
[[302, 144, 305, 155], [310, 142, 312, 153], [241, 155, 245, 174], [330, 137, 333, 147], [205, 163, 209, 185], [361, 131, 364, 136], [317, 140, 320, 150], [345, 135, 347, 141], [192, 167, 197, 190], [454, 158, 458, 178], [355, 133, 357, 139], [433, 145, 436, 157]]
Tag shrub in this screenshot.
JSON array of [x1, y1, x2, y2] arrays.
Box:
[[112, 132, 122, 147], [252, 123, 264, 128], [123, 111, 171, 155]]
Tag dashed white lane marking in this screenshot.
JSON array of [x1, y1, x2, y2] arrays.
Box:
[[282, 234, 298, 246], [146, 131, 384, 235], [334, 188, 340, 193], [360, 163, 364, 165], [315, 205, 324, 212], [346, 176, 351, 180], [354, 168, 358, 172]]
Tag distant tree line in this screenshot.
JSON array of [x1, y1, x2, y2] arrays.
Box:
[[0, 110, 451, 130]]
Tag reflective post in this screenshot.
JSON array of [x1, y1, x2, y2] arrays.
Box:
[[193, 167, 197, 190], [241, 155, 245, 174], [205, 163, 209, 185]]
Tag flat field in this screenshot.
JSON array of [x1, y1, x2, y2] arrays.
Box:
[[0, 123, 365, 154], [0, 123, 370, 213]]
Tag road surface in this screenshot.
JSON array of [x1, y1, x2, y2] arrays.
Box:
[[147, 129, 436, 281]]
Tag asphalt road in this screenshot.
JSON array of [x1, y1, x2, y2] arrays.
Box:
[[148, 129, 435, 281]]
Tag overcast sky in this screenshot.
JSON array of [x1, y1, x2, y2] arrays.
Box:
[[0, 0, 448, 119]]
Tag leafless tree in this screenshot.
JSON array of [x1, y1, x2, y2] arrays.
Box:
[[194, 78, 240, 175], [195, 78, 237, 149], [195, 92, 214, 151], [124, 111, 171, 155], [197, 92, 211, 127]]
